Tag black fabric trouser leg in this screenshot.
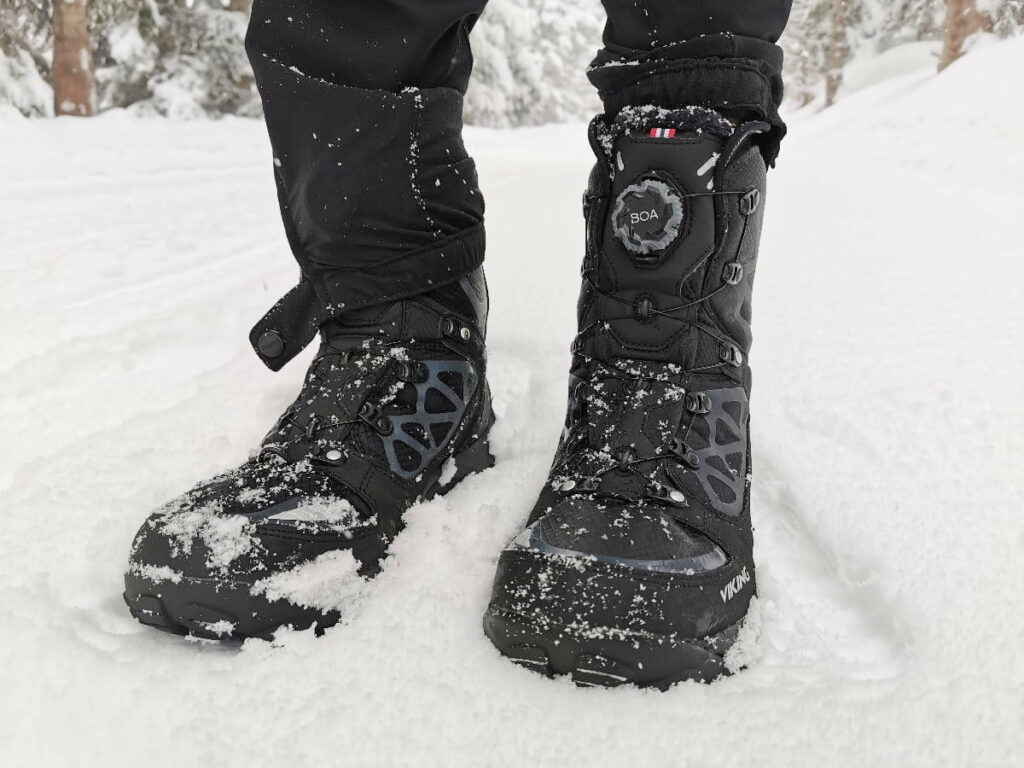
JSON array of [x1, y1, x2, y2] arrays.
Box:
[[246, 1, 489, 369], [246, 0, 791, 370]]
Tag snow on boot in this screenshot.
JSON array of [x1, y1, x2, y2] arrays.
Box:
[[124, 271, 494, 640], [483, 108, 768, 688]]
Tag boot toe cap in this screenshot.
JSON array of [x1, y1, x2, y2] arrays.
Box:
[[512, 499, 727, 575], [122, 464, 364, 639], [488, 499, 750, 643], [126, 458, 370, 584]]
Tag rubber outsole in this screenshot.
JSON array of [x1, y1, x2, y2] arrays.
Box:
[[124, 571, 341, 641], [124, 433, 495, 641], [482, 606, 742, 690]]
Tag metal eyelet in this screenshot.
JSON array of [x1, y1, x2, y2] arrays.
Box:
[[357, 402, 391, 434], [615, 446, 636, 465], [647, 482, 668, 499], [739, 188, 760, 216], [396, 361, 427, 382], [722, 262, 744, 285], [719, 343, 744, 367], [669, 438, 701, 469], [635, 296, 654, 322], [685, 392, 712, 414]]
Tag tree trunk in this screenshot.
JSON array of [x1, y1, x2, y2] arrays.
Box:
[[227, 0, 252, 11], [825, 0, 847, 107], [939, 0, 994, 71], [52, 0, 95, 116]]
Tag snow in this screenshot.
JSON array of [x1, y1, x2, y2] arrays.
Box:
[[254, 551, 368, 615], [842, 40, 943, 95], [2, 37, 1023, 767], [438, 457, 459, 487]]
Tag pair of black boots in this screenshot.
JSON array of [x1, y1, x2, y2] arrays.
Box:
[[125, 108, 769, 689]]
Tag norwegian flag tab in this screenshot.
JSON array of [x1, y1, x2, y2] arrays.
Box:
[[649, 127, 677, 138]]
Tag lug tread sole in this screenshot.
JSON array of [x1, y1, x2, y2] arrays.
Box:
[[483, 607, 739, 690]]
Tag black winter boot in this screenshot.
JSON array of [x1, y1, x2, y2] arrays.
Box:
[[124, 271, 494, 640], [483, 108, 768, 688]]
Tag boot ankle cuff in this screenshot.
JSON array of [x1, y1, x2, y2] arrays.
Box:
[[588, 40, 787, 165]]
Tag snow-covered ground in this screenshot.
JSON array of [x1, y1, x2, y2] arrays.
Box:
[[2, 38, 1022, 768]]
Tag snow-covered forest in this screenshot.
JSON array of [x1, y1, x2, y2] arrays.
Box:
[[2, 0, 1022, 121]]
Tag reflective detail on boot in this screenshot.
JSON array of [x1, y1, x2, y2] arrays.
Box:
[[611, 178, 684, 256], [248, 496, 305, 521], [688, 387, 749, 517], [249, 496, 364, 532], [696, 152, 720, 191], [382, 360, 474, 480], [509, 522, 727, 575]]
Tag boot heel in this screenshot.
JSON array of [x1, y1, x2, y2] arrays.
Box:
[[452, 434, 496, 480], [451, 390, 496, 483], [429, 433, 495, 498]]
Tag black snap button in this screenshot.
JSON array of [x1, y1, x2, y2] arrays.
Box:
[[257, 330, 285, 358]]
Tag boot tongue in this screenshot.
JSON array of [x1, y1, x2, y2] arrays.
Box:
[[598, 106, 734, 268], [582, 116, 729, 365], [608, 127, 722, 260]]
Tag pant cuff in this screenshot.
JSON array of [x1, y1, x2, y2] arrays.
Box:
[[249, 224, 485, 371], [588, 35, 787, 165]]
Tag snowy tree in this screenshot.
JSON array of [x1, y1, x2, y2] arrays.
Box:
[[0, 0, 54, 116], [940, 0, 993, 69], [825, 0, 849, 106], [782, 0, 879, 106], [1, 0, 255, 117], [778, 0, 1021, 105], [52, 0, 96, 116], [466, 0, 603, 126], [2, 0, 1023, 119], [937, 0, 991, 68], [881, 0, 946, 45], [990, 0, 1024, 36], [83, 0, 256, 117]]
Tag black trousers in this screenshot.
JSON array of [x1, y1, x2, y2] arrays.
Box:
[[246, 1, 791, 368]]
